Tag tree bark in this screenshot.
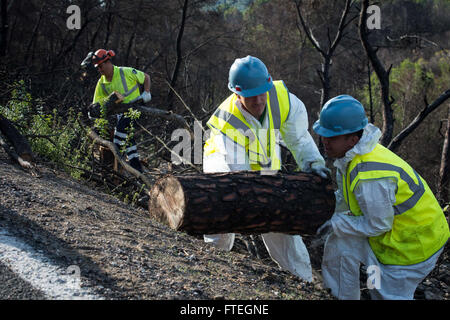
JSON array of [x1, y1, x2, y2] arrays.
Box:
[[0, 114, 34, 162], [438, 105, 450, 204], [167, 0, 188, 110], [148, 171, 335, 236], [0, 0, 8, 56]]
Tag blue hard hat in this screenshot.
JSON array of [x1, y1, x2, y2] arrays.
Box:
[[313, 95, 368, 137], [228, 56, 273, 97]]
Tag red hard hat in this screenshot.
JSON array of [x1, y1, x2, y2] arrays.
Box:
[[92, 49, 115, 67]]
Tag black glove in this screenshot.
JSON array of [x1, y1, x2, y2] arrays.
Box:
[[88, 102, 101, 119]]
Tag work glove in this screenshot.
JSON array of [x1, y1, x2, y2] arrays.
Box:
[[311, 162, 331, 179], [311, 220, 333, 248], [87, 102, 101, 119], [140, 91, 152, 103]]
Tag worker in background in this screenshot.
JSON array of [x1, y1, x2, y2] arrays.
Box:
[[203, 55, 330, 282], [84, 49, 152, 173], [313, 95, 450, 299]]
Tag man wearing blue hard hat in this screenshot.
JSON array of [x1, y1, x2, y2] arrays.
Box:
[[203, 56, 329, 282], [313, 95, 449, 299]]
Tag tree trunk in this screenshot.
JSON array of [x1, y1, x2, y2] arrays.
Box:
[[148, 171, 335, 236], [167, 0, 189, 110], [0, 114, 34, 161], [438, 105, 450, 204], [359, 0, 394, 146], [0, 0, 8, 56]]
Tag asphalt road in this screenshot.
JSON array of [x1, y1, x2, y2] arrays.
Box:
[[0, 262, 47, 300]]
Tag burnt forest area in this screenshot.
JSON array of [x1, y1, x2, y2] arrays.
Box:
[[0, 0, 449, 302]]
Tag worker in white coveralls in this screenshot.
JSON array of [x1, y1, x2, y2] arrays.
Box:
[[202, 56, 330, 281], [313, 95, 450, 299]]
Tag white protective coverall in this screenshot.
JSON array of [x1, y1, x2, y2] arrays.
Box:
[[322, 123, 446, 299], [203, 92, 326, 282]]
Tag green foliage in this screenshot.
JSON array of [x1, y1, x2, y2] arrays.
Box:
[[120, 108, 141, 154], [215, 0, 256, 12], [357, 53, 450, 192], [357, 54, 450, 132], [0, 81, 91, 179], [1, 80, 33, 123], [94, 117, 110, 140]]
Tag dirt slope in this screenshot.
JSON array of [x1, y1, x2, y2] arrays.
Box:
[[0, 151, 334, 300], [0, 150, 448, 300]]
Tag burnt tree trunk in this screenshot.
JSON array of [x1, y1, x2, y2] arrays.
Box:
[[359, 0, 395, 146], [148, 171, 335, 236], [0, 114, 34, 162], [438, 105, 450, 204]]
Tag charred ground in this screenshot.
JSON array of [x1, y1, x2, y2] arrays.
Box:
[[0, 149, 448, 300]]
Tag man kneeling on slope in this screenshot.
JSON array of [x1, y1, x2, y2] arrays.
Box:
[[313, 94, 449, 299]]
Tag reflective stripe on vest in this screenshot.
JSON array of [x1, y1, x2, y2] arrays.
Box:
[[208, 113, 272, 168], [205, 80, 289, 170], [100, 67, 139, 98], [349, 162, 425, 215]]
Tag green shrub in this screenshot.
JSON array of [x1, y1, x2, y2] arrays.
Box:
[[0, 81, 91, 179]]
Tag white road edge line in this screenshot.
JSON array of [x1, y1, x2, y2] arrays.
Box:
[[0, 227, 104, 300]]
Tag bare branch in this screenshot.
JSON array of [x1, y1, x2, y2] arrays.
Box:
[[294, 1, 325, 57], [387, 89, 450, 151], [386, 34, 448, 53], [330, 0, 354, 54], [294, 0, 354, 108], [137, 122, 201, 174]]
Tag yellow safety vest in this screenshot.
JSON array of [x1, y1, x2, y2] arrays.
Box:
[[343, 143, 450, 265], [93, 66, 144, 106], [204, 80, 290, 171]]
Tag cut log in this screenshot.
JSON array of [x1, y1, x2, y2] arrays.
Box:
[[148, 171, 335, 236], [0, 114, 34, 162]]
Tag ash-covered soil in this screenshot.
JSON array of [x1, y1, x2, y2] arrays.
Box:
[[0, 150, 447, 300]]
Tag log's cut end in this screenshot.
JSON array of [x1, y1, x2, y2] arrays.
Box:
[[149, 176, 186, 230]]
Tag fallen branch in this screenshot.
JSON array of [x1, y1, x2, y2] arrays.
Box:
[[78, 115, 153, 191], [0, 114, 34, 162], [135, 105, 190, 131], [97, 91, 191, 133], [0, 133, 38, 175]]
